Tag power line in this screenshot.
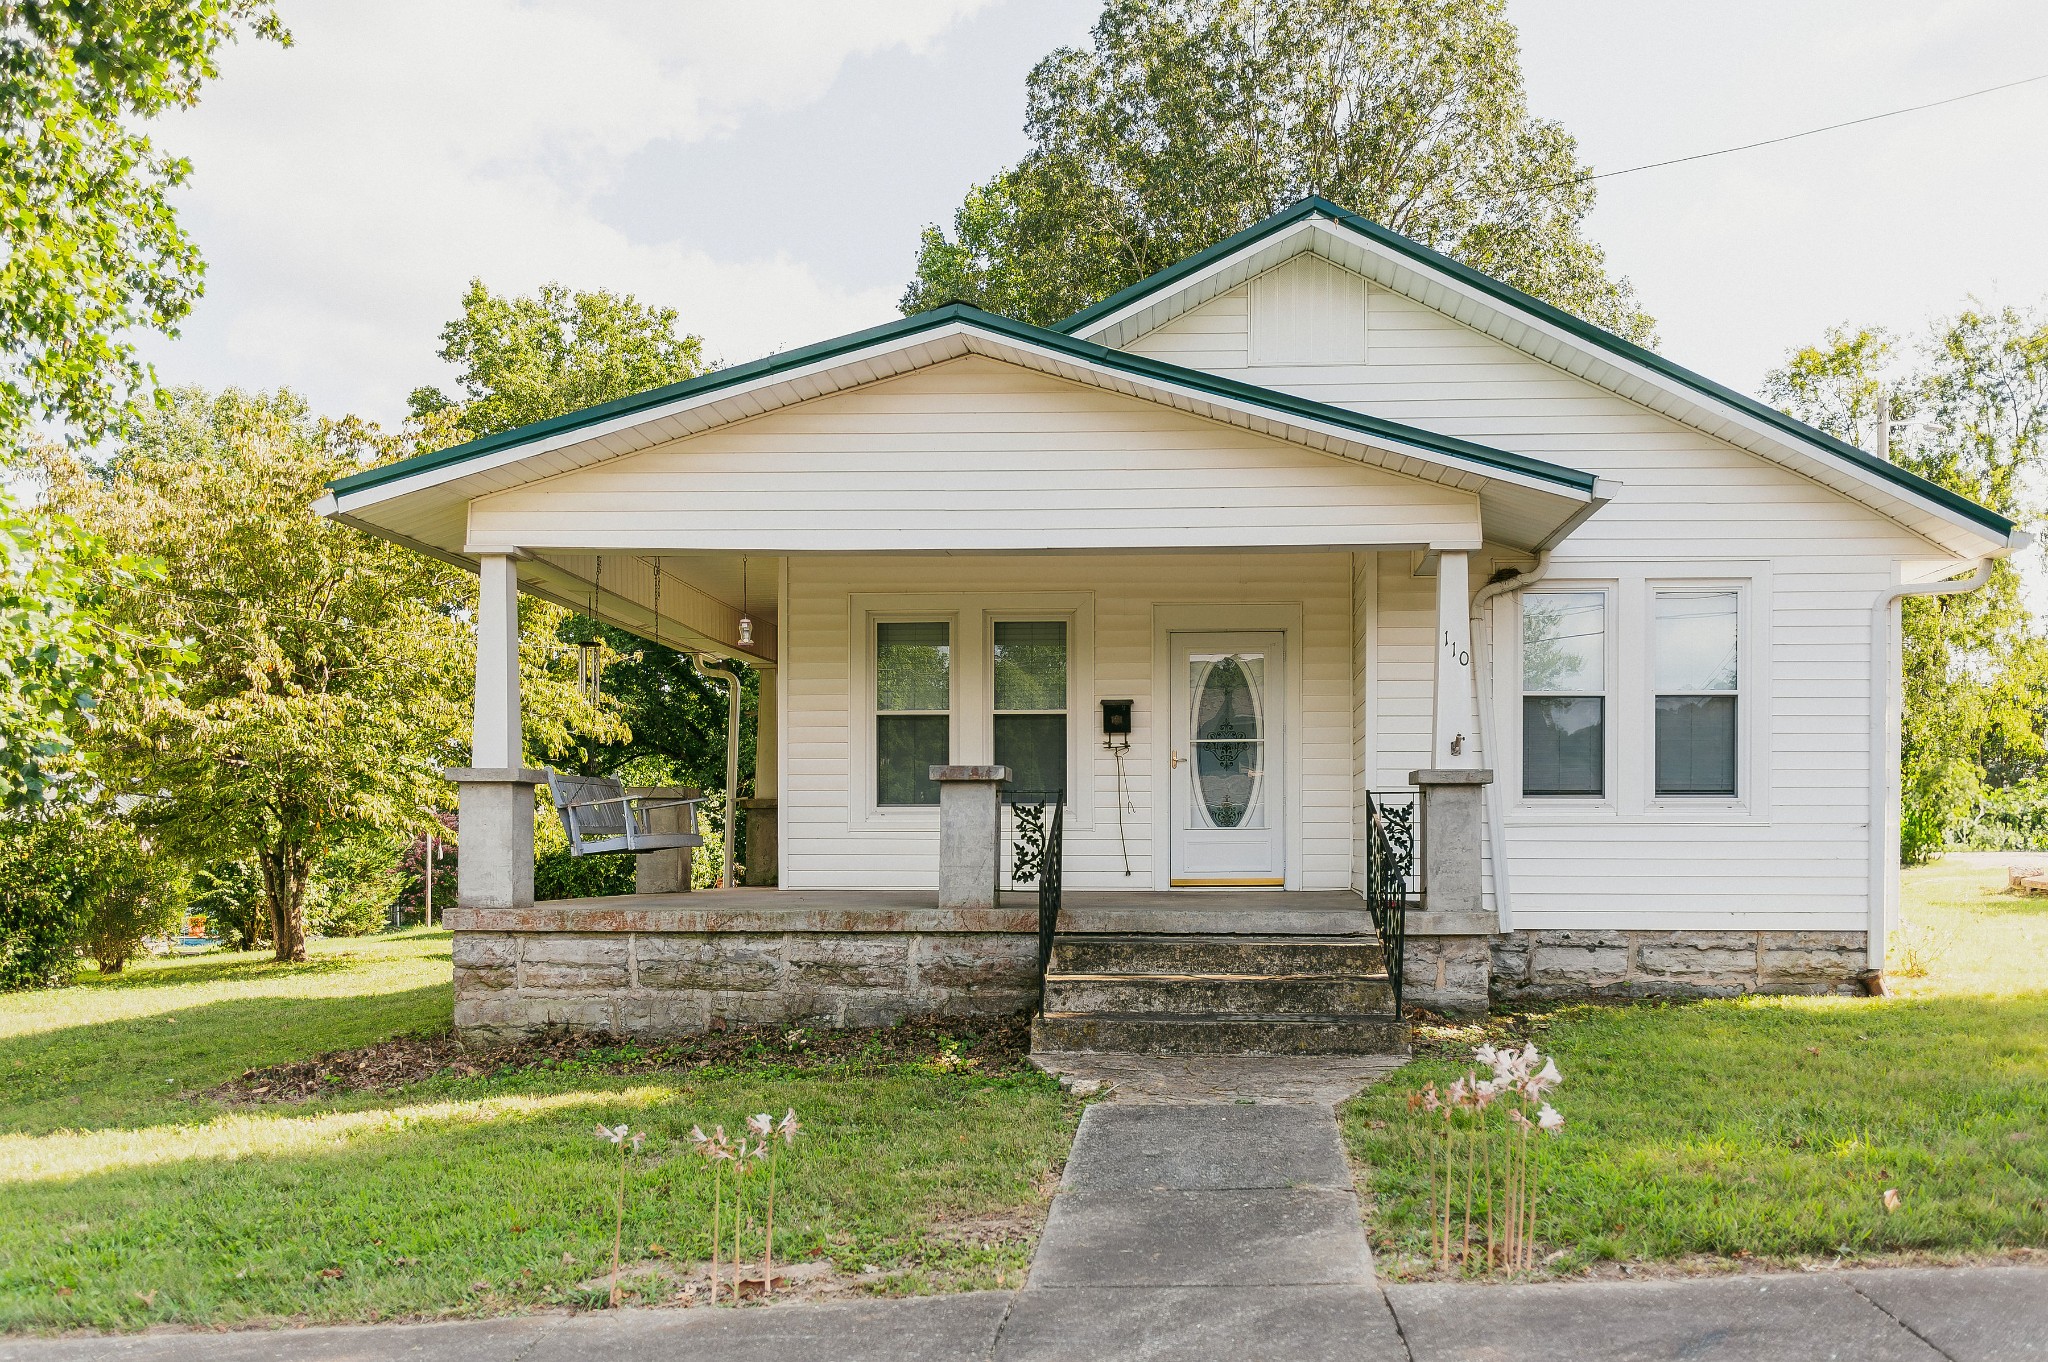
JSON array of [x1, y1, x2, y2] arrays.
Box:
[[1565, 70, 2048, 187]]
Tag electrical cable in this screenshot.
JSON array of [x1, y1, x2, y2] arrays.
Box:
[[1547, 70, 2048, 189]]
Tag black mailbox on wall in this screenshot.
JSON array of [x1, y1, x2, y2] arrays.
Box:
[[1100, 699, 1133, 736]]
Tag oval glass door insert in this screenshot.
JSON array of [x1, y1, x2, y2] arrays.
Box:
[[1190, 653, 1266, 829]]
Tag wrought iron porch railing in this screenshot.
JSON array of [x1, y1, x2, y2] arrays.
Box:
[[1003, 790, 1066, 981], [1365, 789, 1418, 1016]]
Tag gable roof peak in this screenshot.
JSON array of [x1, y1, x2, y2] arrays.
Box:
[[1057, 195, 2014, 547]]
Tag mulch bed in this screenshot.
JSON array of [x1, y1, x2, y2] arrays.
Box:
[[207, 1014, 1036, 1104]]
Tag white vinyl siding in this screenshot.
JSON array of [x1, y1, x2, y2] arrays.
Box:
[[1130, 266, 1942, 934], [467, 355, 1480, 554], [782, 551, 1356, 892]]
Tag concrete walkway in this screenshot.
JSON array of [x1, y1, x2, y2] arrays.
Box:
[[5, 1064, 2044, 1361]]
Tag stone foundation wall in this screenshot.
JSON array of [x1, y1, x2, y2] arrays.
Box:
[[1403, 927, 1869, 1013], [453, 925, 1039, 1043]]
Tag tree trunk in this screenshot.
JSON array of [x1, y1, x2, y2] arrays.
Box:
[[258, 842, 311, 963]]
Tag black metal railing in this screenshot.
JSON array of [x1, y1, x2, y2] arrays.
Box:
[[1365, 789, 1417, 1015], [1002, 789, 1066, 980]]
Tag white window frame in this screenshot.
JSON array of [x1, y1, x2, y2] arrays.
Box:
[[1645, 579, 1755, 814], [865, 611, 959, 821], [1499, 561, 1771, 827], [1513, 582, 1618, 811], [848, 593, 1095, 832], [987, 613, 1075, 803]]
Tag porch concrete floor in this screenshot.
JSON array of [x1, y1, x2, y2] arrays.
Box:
[[521, 887, 1379, 938]]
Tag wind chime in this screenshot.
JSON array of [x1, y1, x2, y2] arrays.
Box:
[[578, 556, 604, 705]]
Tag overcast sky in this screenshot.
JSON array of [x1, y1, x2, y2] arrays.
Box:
[[141, 0, 2048, 428]]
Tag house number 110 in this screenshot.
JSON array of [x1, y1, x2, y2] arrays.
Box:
[[1443, 631, 1469, 667]]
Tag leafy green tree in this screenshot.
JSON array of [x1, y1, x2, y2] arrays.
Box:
[[1765, 307, 2048, 862], [46, 388, 616, 961], [413, 281, 755, 808], [903, 0, 1652, 340], [1, 0, 286, 442], [0, 486, 183, 808], [409, 280, 708, 435]]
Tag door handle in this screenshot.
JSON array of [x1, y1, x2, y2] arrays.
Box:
[[1170, 749, 1185, 769]]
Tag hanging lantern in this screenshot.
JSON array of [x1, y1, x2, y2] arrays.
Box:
[[736, 556, 753, 648]]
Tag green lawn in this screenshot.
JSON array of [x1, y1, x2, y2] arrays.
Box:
[[1345, 860, 2048, 1277], [0, 931, 1075, 1332]]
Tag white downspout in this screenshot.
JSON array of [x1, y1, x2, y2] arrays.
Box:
[[1867, 532, 2030, 976], [1470, 550, 1553, 931], [693, 654, 744, 888]]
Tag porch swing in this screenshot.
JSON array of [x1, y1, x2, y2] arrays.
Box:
[[547, 555, 705, 858]]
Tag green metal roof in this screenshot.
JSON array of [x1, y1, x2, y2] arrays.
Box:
[[1056, 196, 2015, 541], [329, 301, 1597, 500]]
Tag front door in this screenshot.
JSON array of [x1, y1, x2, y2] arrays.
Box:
[[1169, 631, 1286, 887]]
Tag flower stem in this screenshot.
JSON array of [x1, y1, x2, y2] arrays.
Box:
[[610, 1142, 626, 1308]]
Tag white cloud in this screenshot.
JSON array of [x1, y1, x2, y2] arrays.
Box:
[[148, 0, 998, 420]]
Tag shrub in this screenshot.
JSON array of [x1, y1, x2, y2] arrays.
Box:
[[534, 807, 634, 900], [1954, 778, 2048, 852], [77, 824, 186, 974], [189, 857, 265, 949], [0, 812, 91, 989], [305, 832, 405, 937]]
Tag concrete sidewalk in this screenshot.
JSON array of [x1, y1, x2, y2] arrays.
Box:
[[6, 1265, 2043, 1362]]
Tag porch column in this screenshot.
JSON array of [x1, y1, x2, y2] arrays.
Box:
[[1412, 548, 1494, 932], [741, 665, 779, 886], [447, 552, 544, 913]]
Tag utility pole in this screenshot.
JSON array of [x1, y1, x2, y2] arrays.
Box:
[[1875, 384, 1891, 461], [424, 832, 435, 928]]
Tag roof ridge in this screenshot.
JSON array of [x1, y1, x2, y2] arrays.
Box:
[[328, 300, 1596, 500], [1053, 196, 2013, 540]]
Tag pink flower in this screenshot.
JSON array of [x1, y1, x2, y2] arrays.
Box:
[[1537, 1103, 1565, 1134]]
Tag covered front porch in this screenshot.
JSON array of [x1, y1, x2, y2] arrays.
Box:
[[315, 305, 1614, 1040]]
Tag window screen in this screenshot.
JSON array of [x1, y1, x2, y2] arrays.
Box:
[[993, 620, 1067, 799], [876, 621, 949, 805], [1654, 592, 1738, 796], [1521, 592, 1606, 797]]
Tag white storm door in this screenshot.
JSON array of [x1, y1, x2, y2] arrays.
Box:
[[1169, 631, 1286, 886]]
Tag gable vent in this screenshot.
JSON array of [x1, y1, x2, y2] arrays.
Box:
[[1249, 254, 1367, 365]]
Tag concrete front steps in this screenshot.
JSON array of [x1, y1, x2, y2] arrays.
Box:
[[1030, 933, 1408, 1058]]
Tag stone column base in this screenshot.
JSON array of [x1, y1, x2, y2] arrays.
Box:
[[445, 767, 547, 912], [739, 797, 778, 887]]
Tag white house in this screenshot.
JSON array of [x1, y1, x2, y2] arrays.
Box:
[[319, 198, 2022, 1049]]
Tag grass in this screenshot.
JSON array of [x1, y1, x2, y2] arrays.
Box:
[[1344, 860, 2048, 1276], [0, 931, 1075, 1332]]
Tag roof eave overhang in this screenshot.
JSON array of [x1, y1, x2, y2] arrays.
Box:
[[1063, 204, 2014, 560], [320, 310, 1601, 558]]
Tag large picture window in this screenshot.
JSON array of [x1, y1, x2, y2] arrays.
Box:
[[993, 620, 1067, 798], [1521, 592, 1606, 797], [1654, 591, 1739, 796], [876, 621, 949, 805]]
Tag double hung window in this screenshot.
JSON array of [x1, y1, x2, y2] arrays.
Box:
[[993, 621, 1068, 798], [1654, 591, 1739, 797], [1521, 592, 1607, 797], [875, 621, 950, 806]]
